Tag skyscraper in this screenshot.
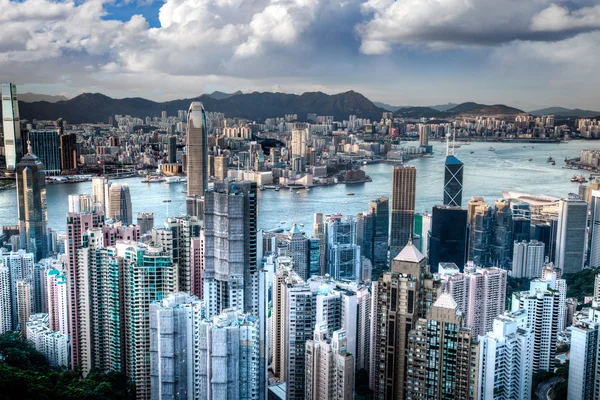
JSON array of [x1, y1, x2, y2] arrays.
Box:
[[443, 154, 464, 207], [0, 265, 10, 334], [291, 124, 308, 157], [203, 181, 257, 317], [59, 132, 78, 171], [313, 213, 326, 274], [326, 215, 361, 282], [1, 82, 23, 170], [555, 194, 588, 274], [107, 183, 133, 225], [568, 318, 599, 400], [478, 310, 533, 400], [136, 212, 154, 235], [186, 102, 208, 216], [428, 205, 468, 272], [491, 199, 513, 268], [92, 177, 108, 214], [150, 292, 205, 400], [16, 279, 32, 336], [163, 215, 202, 293], [16, 144, 48, 261], [369, 197, 389, 279], [28, 129, 61, 175], [285, 223, 310, 280], [167, 135, 177, 164], [512, 240, 545, 278], [471, 203, 493, 265], [390, 165, 416, 258], [588, 190, 600, 268]]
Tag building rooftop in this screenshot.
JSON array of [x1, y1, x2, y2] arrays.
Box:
[[393, 239, 425, 263], [433, 292, 458, 310]]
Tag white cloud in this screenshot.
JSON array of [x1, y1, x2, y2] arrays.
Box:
[[531, 4, 600, 32]]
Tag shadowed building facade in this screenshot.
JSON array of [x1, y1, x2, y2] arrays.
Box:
[[390, 166, 416, 259]]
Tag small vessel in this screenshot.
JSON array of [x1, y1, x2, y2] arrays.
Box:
[[363, 161, 367, 165], [164, 176, 187, 184], [347, 192, 355, 196], [299, 223, 305, 227], [488, 147, 495, 151], [275, 187, 280, 191], [547, 156, 554, 163], [470, 151, 475, 154], [162, 199, 172, 203], [528, 158, 532, 161], [280, 220, 287, 224], [571, 175, 588, 183], [551, 161, 556, 166]]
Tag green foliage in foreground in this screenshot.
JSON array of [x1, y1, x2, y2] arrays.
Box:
[[564, 267, 600, 302], [0, 332, 134, 400]]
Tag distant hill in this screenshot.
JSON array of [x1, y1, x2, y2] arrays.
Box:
[[529, 107, 600, 118], [393, 107, 447, 119], [374, 102, 458, 112], [373, 102, 403, 112], [446, 102, 486, 113], [206, 90, 243, 100], [19, 93, 68, 103], [393, 102, 526, 120], [429, 103, 458, 112], [14, 90, 386, 123]]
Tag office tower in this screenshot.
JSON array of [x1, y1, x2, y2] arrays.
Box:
[[65, 211, 104, 369], [197, 309, 260, 400], [467, 196, 486, 228], [443, 154, 464, 207], [471, 203, 493, 265], [92, 177, 108, 214], [0, 265, 10, 334], [326, 216, 360, 282], [313, 213, 326, 274], [16, 144, 48, 261], [203, 181, 257, 317], [67, 194, 94, 213], [16, 279, 32, 336], [186, 102, 208, 215], [1, 83, 23, 170], [26, 313, 69, 367], [491, 199, 513, 268], [512, 280, 561, 372], [373, 241, 436, 400], [285, 223, 310, 280], [305, 324, 354, 400], [137, 212, 154, 234], [405, 292, 477, 400], [308, 238, 321, 277], [568, 319, 599, 400], [28, 129, 61, 175], [214, 155, 228, 180], [390, 165, 416, 258], [440, 264, 507, 338], [555, 194, 588, 273], [478, 310, 534, 400], [122, 241, 176, 400], [2, 250, 35, 328], [531, 222, 552, 260], [428, 205, 468, 272], [59, 132, 77, 171], [418, 124, 429, 146], [511, 202, 531, 243], [356, 212, 374, 268], [150, 292, 205, 400], [512, 240, 545, 278], [164, 215, 202, 293], [589, 190, 600, 268], [291, 124, 307, 157], [413, 211, 431, 254], [107, 183, 133, 224], [369, 197, 389, 279], [167, 135, 177, 164]]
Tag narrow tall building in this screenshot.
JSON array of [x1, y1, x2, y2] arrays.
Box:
[[28, 129, 61, 175], [369, 197, 389, 279], [443, 154, 464, 207], [390, 165, 416, 258], [588, 189, 600, 268], [471, 202, 493, 265], [107, 183, 133, 225], [203, 181, 258, 317], [0, 265, 11, 334], [16, 279, 32, 336], [568, 319, 599, 400], [16, 143, 48, 261], [512, 240, 545, 278], [186, 102, 208, 216], [1, 82, 23, 170], [555, 194, 588, 273]]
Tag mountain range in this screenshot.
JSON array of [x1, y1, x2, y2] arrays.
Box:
[[16, 91, 386, 123], [528, 107, 600, 118], [392, 102, 526, 119], [18, 93, 69, 103], [374, 102, 458, 112]]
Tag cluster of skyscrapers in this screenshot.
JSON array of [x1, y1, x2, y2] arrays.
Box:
[[2, 95, 600, 400]]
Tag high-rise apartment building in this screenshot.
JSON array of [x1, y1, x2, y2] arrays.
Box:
[[285, 223, 310, 280], [46, 267, 69, 335], [405, 292, 478, 400], [512, 240, 545, 278], [390, 165, 416, 258], [107, 183, 133, 224], [2, 250, 36, 329], [0, 265, 10, 334], [26, 313, 69, 367], [313, 213, 326, 274], [478, 310, 533, 400], [568, 319, 599, 400], [1, 82, 23, 170], [291, 124, 308, 157], [443, 154, 464, 207], [512, 280, 561, 372], [163, 215, 202, 293], [122, 241, 176, 400], [186, 102, 208, 216], [92, 177, 108, 214], [429, 205, 468, 272], [16, 145, 48, 261], [305, 323, 354, 400], [373, 241, 438, 400], [555, 194, 588, 273], [137, 212, 154, 235], [214, 154, 228, 180], [197, 309, 260, 400], [588, 190, 600, 268], [203, 181, 257, 317], [68, 194, 94, 213], [28, 129, 61, 175], [150, 292, 205, 400], [491, 199, 513, 269], [16, 279, 32, 336]]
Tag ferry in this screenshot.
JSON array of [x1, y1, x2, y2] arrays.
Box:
[[571, 175, 588, 183], [162, 199, 172, 203], [488, 147, 495, 151], [346, 192, 355, 196], [164, 176, 187, 184], [470, 151, 475, 154]]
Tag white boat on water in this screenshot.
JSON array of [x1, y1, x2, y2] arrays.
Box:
[[164, 176, 187, 184]]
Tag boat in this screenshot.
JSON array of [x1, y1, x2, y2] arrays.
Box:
[[363, 161, 368, 165], [299, 223, 305, 227], [164, 176, 187, 184], [528, 158, 532, 161], [551, 161, 556, 166], [162, 199, 172, 203], [346, 192, 355, 196], [571, 175, 588, 183], [488, 147, 495, 151], [275, 187, 280, 191], [547, 156, 554, 163], [280, 220, 287, 224], [470, 151, 475, 154]]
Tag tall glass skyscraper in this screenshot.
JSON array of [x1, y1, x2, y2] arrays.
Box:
[[186, 102, 207, 216], [428, 205, 468, 272], [16, 144, 48, 261], [443, 155, 463, 207], [1, 83, 23, 170], [390, 165, 416, 258], [28, 129, 61, 175], [369, 197, 389, 279]]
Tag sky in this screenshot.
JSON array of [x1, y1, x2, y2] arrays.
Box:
[[1, 0, 600, 110]]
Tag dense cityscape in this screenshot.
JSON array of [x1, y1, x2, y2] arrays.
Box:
[[1, 80, 600, 400]]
